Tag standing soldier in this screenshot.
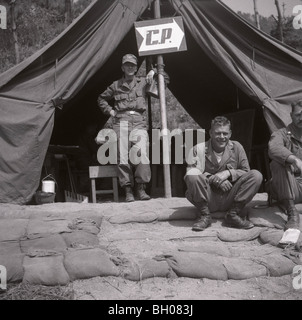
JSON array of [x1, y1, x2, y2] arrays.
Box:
[[97, 54, 154, 202]]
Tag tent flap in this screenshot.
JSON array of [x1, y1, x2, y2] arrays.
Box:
[[1, 0, 302, 204]]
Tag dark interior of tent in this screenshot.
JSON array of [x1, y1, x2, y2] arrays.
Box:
[[48, 0, 271, 200]]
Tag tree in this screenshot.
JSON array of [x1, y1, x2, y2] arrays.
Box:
[[274, 0, 284, 42], [64, 0, 72, 25], [3, 0, 20, 64], [253, 0, 260, 29]]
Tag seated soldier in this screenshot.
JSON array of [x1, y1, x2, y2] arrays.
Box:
[[267, 99, 302, 230], [184, 116, 263, 231]]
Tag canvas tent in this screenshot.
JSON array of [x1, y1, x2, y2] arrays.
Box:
[[0, 0, 302, 205]]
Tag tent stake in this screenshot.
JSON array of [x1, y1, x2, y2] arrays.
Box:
[[154, 0, 172, 198]]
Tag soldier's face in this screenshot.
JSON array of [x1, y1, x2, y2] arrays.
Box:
[[210, 124, 232, 153], [291, 105, 302, 129], [122, 62, 137, 76]]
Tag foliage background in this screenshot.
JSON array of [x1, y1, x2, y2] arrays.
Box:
[[1, 0, 301, 130]]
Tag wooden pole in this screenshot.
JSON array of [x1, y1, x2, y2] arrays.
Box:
[[146, 57, 153, 143], [146, 56, 153, 196], [154, 0, 172, 198]]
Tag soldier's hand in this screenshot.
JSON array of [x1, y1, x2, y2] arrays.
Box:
[[209, 175, 222, 188], [214, 170, 231, 182], [219, 180, 233, 193], [146, 70, 155, 84], [110, 110, 117, 117], [293, 157, 302, 176]]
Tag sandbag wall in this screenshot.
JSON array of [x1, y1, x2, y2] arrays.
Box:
[[0, 197, 301, 286], [0, 214, 120, 286]]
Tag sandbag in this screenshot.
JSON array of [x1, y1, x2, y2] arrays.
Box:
[[259, 229, 284, 247], [23, 252, 70, 286], [20, 233, 67, 254], [0, 219, 28, 241], [62, 231, 99, 248], [123, 258, 175, 281], [230, 243, 281, 259], [157, 208, 197, 221], [27, 218, 71, 235], [86, 215, 103, 228], [68, 218, 100, 235], [108, 211, 158, 224], [64, 248, 119, 281], [255, 253, 296, 277], [218, 227, 263, 242], [0, 241, 24, 282], [177, 241, 232, 257], [248, 205, 286, 229], [222, 257, 267, 280], [156, 252, 228, 280]]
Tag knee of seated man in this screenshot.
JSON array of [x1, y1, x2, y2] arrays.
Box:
[[249, 169, 263, 186], [185, 170, 207, 185]]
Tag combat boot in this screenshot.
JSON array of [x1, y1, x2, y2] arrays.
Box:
[[124, 186, 135, 202], [136, 184, 151, 201], [224, 206, 254, 229], [192, 204, 212, 232], [284, 200, 300, 230]]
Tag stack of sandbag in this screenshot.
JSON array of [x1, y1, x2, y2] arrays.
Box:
[[0, 213, 119, 286]]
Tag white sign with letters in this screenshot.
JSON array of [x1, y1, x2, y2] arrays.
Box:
[[135, 16, 187, 56]]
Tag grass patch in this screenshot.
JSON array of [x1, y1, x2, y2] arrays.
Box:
[[0, 283, 75, 300]]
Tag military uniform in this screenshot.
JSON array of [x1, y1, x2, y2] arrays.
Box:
[[268, 123, 302, 203], [185, 140, 262, 213], [97, 75, 151, 188]]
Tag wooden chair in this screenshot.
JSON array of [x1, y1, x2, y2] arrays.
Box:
[[89, 165, 119, 203]]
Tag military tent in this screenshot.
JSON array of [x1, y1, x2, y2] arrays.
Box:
[[0, 0, 302, 204]]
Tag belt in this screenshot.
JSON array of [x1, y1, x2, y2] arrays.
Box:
[[117, 110, 142, 116]]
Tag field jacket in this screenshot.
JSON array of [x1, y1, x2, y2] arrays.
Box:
[[97, 76, 147, 116], [188, 140, 250, 183], [268, 123, 302, 166]]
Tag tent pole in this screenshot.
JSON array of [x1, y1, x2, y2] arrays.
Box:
[[146, 56, 153, 197], [154, 0, 172, 198], [146, 57, 153, 145]]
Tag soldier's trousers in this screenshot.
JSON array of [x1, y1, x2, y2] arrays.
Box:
[[270, 160, 302, 203], [184, 170, 262, 212], [112, 113, 151, 188]]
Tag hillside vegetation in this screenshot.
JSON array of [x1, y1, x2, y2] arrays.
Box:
[[1, 0, 301, 131]]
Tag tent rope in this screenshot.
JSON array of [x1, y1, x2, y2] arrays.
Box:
[[117, 1, 140, 17], [252, 47, 256, 71], [54, 59, 58, 89], [174, 0, 187, 11]]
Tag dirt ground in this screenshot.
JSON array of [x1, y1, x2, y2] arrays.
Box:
[[1, 195, 301, 300]]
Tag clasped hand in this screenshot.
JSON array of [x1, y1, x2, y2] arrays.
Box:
[[209, 170, 232, 192]]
